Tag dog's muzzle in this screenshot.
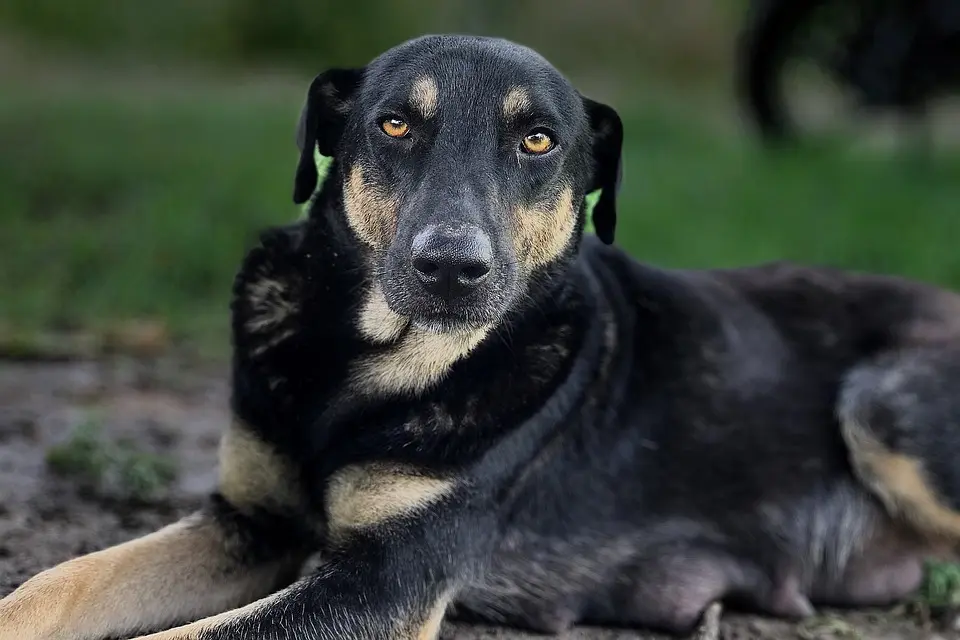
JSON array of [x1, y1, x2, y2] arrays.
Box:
[[410, 223, 493, 301]]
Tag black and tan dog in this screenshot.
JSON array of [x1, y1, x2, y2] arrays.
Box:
[[4, 33, 960, 640]]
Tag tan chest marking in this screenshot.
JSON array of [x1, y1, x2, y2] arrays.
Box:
[[325, 462, 455, 535]]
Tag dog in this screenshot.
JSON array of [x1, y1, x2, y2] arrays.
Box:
[[4, 33, 960, 640]]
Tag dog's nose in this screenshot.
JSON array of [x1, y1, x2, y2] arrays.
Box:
[[411, 225, 493, 300]]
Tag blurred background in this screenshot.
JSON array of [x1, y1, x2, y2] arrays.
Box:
[[1, 0, 959, 362]]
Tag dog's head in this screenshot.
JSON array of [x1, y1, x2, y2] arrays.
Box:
[[294, 35, 622, 335]]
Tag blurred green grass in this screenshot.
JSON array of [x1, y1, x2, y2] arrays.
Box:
[[2, 68, 959, 360]]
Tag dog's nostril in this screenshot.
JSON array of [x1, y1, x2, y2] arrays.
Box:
[[459, 262, 491, 283], [413, 257, 440, 277]]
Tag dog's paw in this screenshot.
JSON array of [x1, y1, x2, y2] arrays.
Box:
[[231, 223, 308, 360]]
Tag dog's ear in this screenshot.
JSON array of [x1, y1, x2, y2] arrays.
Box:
[[582, 97, 624, 245], [293, 67, 364, 205]]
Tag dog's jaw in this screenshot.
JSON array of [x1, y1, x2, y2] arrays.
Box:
[[351, 281, 493, 395]]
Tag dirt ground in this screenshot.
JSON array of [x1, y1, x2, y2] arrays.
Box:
[[1, 358, 959, 640]]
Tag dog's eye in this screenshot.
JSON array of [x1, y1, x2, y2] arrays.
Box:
[[381, 118, 410, 138], [520, 130, 554, 155]]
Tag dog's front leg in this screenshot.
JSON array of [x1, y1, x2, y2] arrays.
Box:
[[131, 479, 493, 640], [0, 419, 313, 640], [0, 503, 307, 640]]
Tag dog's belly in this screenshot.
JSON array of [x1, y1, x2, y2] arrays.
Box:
[[451, 480, 935, 635]]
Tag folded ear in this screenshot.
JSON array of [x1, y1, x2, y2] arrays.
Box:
[[293, 67, 364, 205], [582, 97, 624, 245]]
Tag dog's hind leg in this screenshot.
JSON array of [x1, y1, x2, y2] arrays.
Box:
[[839, 343, 960, 542], [0, 419, 312, 640]]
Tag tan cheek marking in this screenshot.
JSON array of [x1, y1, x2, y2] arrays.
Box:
[[218, 419, 303, 515], [502, 86, 532, 119], [344, 166, 400, 250], [326, 463, 455, 535], [842, 419, 960, 541], [511, 185, 577, 271], [409, 75, 439, 120], [357, 281, 409, 344]]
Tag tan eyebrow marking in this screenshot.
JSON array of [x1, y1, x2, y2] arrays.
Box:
[[502, 87, 532, 119], [409, 76, 439, 119]]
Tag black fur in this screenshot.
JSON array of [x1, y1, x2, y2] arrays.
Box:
[[196, 35, 960, 638], [5, 34, 960, 640]]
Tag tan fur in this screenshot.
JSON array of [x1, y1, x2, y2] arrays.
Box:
[[352, 283, 491, 395], [843, 419, 960, 540], [343, 165, 400, 250], [357, 281, 410, 344], [129, 586, 452, 640], [218, 418, 304, 514], [127, 584, 295, 640], [245, 278, 297, 333], [502, 87, 532, 119], [0, 514, 301, 640], [352, 324, 490, 395], [326, 462, 455, 536], [409, 593, 453, 640], [511, 185, 577, 271], [240, 265, 300, 358], [409, 76, 439, 120]]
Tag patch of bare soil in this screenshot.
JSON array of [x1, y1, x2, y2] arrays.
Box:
[[0, 359, 956, 640]]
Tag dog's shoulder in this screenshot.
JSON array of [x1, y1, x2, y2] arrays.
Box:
[[227, 217, 373, 440], [231, 215, 373, 345]]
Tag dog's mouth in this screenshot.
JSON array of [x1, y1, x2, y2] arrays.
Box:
[[377, 233, 519, 336], [379, 275, 507, 336], [403, 299, 504, 334], [409, 314, 490, 336]]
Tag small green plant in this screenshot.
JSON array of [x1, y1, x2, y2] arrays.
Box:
[[45, 419, 112, 481], [918, 559, 960, 610], [46, 418, 177, 502]]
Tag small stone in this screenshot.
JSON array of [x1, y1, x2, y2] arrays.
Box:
[[691, 602, 722, 640]]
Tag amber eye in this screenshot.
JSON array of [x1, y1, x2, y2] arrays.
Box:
[[520, 130, 554, 155], [381, 118, 410, 138]]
